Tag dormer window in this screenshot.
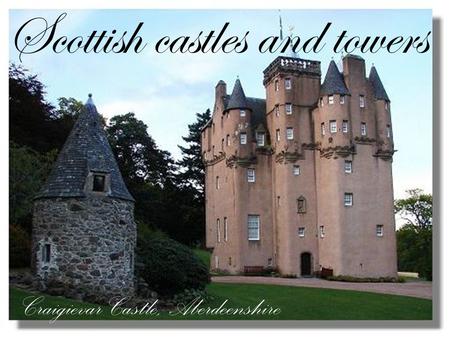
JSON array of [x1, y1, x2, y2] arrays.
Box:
[[328, 95, 334, 105], [93, 174, 106, 192], [285, 78, 292, 90], [240, 110, 246, 117], [285, 103, 292, 115]]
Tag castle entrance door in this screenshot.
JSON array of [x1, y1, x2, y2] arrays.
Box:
[[300, 252, 312, 276]]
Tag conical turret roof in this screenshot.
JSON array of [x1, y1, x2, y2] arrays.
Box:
[[35, 94, 134, 201], [320, 60, 350, 96], [369, 66, 390, 102], [226, 78, 249, 110]]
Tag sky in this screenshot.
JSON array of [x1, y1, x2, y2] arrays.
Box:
[[8, 9, 432, 199]]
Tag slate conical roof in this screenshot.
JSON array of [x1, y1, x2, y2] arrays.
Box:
[[35, 94, 134, 201], [226, 78, 250, 110], [320, 60, 350, 96], [369, 66, 390, 102]]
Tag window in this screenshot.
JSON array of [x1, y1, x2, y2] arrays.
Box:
[[285, 103, 292, 115], [212, 145, 215, 156], [275, 80, 279, 91], [319, 98, 324, 107], [340, 95, 345, 104], [42, 244, 51, 263], [215, 256, 219, 269], [240, 109, 246, 117], [226, 134, 230, 146], [93, 174, 106, 192], [329, 120, 337, 133], [298, 227, 305, 237], [320, 226, 325, 238], [321, 122, 325, 136], [215, 176, 220, 189], [293, 165, 300, 176], [297, 196, 307, 213], [240, 132, 247, 145], [248, 215, 260, 241], [285, 78, 292, 90], [342, 120, 348, 133], [275, 105, 280, 117], [344, 193, 353, 206], [359, 95, 365, 108], [276, 129, 281, 141], [376, 224, 384, 237], [386, 125, 391, 138], [286, 127, 294, 140], [328, 95, 334, 105], [268, 258, 273, 266], [221, 138, 224, 150], [247, 168, 255, 183], [361, 123, 367, 136], [344, 160, 352, 173], [277, 196, 281, 207], [256, 132, 265, 146], [216, 219, 221, 242], [224, 217, 228, 242]]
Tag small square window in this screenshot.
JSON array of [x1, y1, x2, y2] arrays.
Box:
[[329, 120, 337, 133], [293, 165, 300, 176], [376, 224, 384, 237], [361, 123, 367, 136], [298, 227, 305, 237], [320, 225, 325, 238], [240, 110, 246, 117], [256, 132, 265, 147], [342, 120, 348, 133], [240, 133, 247, 145], [328, 95, 334, 105], [285, 78, 292, 90], [286, 127, 294, 140], [340, 95, 345, 104], [285, 103, 292, 115], [344, 193, 353, 206], [344, 160, 352, 173], [247, 168, 255, 183], [359, 95, 365, 108], [93, 174, 106, 192]]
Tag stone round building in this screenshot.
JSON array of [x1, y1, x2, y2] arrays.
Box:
[[32, 95, 136, 298]]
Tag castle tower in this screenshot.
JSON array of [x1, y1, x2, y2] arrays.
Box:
[[32, 94, 137, 298], [263, 56, 321, 275], [314, 55, 397, 277]]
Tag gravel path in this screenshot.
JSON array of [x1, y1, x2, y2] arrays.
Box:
[[212, 275, 432, 299]]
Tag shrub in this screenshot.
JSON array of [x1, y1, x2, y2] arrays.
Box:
[[325, 275, 401, 283], [136, 236, 210, 296], [9, 224, 31, 268]]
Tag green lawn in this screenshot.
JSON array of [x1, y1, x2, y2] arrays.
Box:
[[193, 248, 211, 267], [10, 282, 431, 321]]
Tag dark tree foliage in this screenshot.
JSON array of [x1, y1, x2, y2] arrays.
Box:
[[177, 109, 211, 198], [136, 236, 210, 296], [395, 189, 433, 280]]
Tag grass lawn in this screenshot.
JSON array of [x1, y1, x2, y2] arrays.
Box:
[[193, 248, 211, 267], [10, 282, 432, 321]]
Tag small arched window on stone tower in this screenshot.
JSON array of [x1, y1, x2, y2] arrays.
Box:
[[297, 195, 307, 214]]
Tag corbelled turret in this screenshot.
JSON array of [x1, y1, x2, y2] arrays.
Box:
[[226, 78, 250, 111], [369, 66, 390, 102], [321, 60, 350, 96]]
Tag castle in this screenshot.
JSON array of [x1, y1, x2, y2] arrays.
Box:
[[202, 54, 397, 277], [32, 95, 136, 298]]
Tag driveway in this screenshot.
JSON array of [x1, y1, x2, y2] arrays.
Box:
[[212, 275, 432, 299]]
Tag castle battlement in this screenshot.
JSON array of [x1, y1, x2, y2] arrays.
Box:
[[263, 56, 321, 85]]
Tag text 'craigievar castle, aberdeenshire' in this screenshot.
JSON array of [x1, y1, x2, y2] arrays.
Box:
[[201, 54, 397, 278]]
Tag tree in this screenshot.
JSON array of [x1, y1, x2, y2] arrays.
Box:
[[177, 109, 211, 198], [395, 189, 432, 280]]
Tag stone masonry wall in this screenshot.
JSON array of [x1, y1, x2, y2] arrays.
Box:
[[32, 197, 136, 299]]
